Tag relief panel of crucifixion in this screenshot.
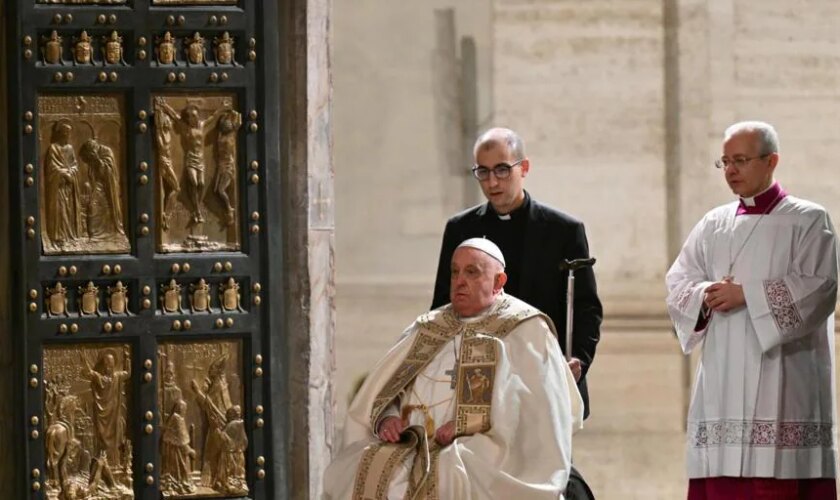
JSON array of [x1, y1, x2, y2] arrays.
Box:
[[153, 94, 242, 253]]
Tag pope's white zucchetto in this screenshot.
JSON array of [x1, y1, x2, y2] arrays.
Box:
[[456, 237, 506, 268]]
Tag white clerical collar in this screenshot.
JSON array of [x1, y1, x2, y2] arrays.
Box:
[[740, 182, 775, 207], [490, 192, 529, 221]]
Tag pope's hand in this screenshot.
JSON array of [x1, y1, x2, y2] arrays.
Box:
[[377, 416, 405, 443], [568, 357, 582, 382], [435, 420, 456, 446], [704, 278, 746, 312]]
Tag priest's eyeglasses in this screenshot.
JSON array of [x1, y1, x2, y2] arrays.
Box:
[[714, 154, 770, 170], [471, 159, 524, 181]]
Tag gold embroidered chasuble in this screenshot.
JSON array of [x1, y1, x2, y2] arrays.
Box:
[[323, 294, 583, 500]]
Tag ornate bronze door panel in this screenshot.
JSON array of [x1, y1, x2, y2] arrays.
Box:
[[4, 1, 282, 498]]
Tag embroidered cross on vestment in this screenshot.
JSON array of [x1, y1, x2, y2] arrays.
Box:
[[445, 360, 459, 390]]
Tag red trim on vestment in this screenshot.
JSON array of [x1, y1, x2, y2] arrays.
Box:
[[688, 477, 836, 500]]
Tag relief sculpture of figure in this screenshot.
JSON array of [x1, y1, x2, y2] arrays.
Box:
[[80, 348, 131, 467], [45, 374, 70, 426], [155, 102, 180, 231], [155, 97, 232, 225], [214, 109, 241, 226], [44, 120, 83, 250], [44, 374, 95, 500], [160, 353, 183, 419], [45, 389, 81, 488], [217, 405, 248, 494], [160, 399, 197, 496], [190, 353, 234, 491], [79, 138, 126, 240]]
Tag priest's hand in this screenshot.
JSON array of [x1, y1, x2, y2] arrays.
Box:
[[704, 279, 746, 312], [435, 420, 456, 446], [377, 416, 405, 443], [568, 357, 582, 382]]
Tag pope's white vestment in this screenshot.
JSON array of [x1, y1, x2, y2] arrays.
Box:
[[666, 192, 838, 479], [323, 294, 583, 499]]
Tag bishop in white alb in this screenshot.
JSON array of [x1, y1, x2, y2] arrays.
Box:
[[667, 181, 838, 480]]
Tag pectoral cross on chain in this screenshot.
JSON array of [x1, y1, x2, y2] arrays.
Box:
[[445, 360, 459, 389]]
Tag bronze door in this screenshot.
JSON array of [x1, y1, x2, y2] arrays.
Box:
[[4, 1, 282, 498]]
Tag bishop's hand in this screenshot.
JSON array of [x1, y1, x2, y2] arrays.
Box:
[[434, 420, 456, 447], [377, 416, 405, 443], [704, 278, 746, 312]]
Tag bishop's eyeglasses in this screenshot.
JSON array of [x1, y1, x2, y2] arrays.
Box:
[[714, 154, 770, 170], [471, 159, 524, 181]]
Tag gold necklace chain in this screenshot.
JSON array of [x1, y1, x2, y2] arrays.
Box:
[[401, 384, 454, 438], [401, 336, 460, 437]]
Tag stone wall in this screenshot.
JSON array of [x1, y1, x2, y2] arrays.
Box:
[[331, 0, 840, 430], [492, 0, 840, 316], [673, 0, 840, 238], [494, 0, 668, 315], [331, 0, 840, 317], [333, 0, 493, 290]]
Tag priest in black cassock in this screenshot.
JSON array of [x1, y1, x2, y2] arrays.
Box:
[[432, 127, 602, 419]]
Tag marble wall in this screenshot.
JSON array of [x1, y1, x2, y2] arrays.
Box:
[[333, 0, 492, 291], [494, 0, 668, 315], [333, 0, 840, 315], [328, 1, 840, 496], [330, 0, 840, 418], [671, 0, 840, 242]]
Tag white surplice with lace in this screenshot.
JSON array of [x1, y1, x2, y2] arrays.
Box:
[[666, 195, 838, 479]]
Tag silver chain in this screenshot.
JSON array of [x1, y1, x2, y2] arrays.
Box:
[[726, 192, 783, 278]]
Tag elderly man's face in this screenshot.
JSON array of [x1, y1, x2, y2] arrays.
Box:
[[722, 131, 776, 198], [475, 143, 529, 215], [449, 247, 506, 317]]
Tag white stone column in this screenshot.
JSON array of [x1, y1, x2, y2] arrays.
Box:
[[306, 0, 336, 494], [275, 0, 335, 498]]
